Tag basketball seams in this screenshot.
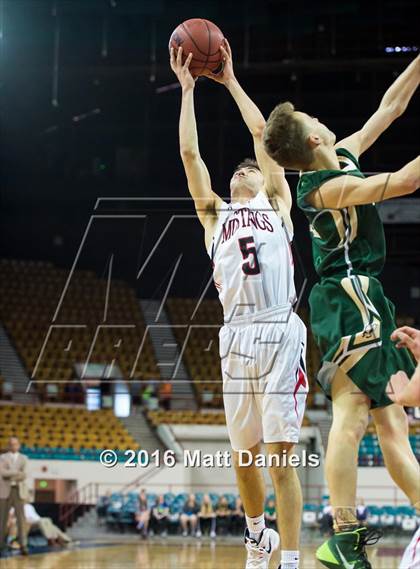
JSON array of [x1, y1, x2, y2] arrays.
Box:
[[180, 20, 208, 76], [202, 19, 222, 56], [172, 19, 223, 76], [184, 56, 221, 64], [180, 22, 208, 56], [202, 19, 211, 76]]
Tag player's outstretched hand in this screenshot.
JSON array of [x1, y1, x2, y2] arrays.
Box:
[[391, 326, 420, 362], [170, 47, 195, 91], [387, 370, 410, 404], [202, 39, 235, 85]]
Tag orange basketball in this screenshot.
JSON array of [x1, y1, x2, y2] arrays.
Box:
[[169, 18, 225, 77]]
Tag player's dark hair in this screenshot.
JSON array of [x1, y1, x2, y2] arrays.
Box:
[[234, 158, 260, 173], [263, 102, 313, 170]]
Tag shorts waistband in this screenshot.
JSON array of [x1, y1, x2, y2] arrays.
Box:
[[223, 303, 294, 328]]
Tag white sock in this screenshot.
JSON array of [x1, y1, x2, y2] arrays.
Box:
[[281, 550, 299, 569], [245, 513, 265, 540]]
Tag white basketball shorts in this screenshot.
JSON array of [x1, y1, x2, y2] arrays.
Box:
[[219, 304, 308, 451], [400, 526, 420, 568]]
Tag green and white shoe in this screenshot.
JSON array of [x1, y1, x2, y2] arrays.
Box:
[[316, 527, 382, 569]]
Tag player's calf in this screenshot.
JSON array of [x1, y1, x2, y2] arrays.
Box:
[[267, 442, 302, 569], [371, 404, 420, 505]]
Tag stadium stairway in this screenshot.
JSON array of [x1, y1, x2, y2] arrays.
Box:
[[139, 300, 196, 410], [0, 324, 38, 404], [121, 406, 166, 455], [67, 508, 102, 540]]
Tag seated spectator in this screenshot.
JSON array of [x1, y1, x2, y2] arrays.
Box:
[[96, 490, 111, 524], [197, 494, 216, 538], [319, 501, 334, 536], [215, 496, 232, 536], [231, 497, 245, 535], [180, 494, 199, 537], [135, 489, 150, 539], [264, 498, 277, 530], [159, 381, 172, 411], [168, 502, 181, 533], [141, 383, 156, 409], [150, 495, 169, 537], [356, 498, 369, 527], [10, 503, 71, 547]]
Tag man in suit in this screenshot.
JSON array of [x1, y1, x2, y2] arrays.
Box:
[[0, 436, 29, 556]]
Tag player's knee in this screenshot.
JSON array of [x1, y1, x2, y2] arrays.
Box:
[[234, 460, 257, 482], [330, 412, 368, 445], [269, 464, 294, 485], [375, 408, 409, 440]]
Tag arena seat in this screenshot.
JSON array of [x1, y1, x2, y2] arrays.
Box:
[[0, 258, 160, 401], [358, 422, 420, 466], [147, 410, 226, 426], [0, 404, 139, 460], [147, 410, 312, 428], [302, 505, 319, 527], [98, 490, 418, 535], [166, 298, 223, 409]]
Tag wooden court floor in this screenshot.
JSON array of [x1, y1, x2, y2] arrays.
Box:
[[0, 541, 407, 569]]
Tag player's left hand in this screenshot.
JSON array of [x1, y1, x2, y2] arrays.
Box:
[[202, 39, 235, 85], [170, 46, 195, 91], [386, 370, 410, 404], [391, 326, 420, 362]]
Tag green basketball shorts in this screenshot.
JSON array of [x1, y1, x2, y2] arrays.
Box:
[[309, 274, 415, 409]]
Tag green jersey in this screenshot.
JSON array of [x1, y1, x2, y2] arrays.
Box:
[[297, 147, 415, 408], [297, 148, 386, 279]]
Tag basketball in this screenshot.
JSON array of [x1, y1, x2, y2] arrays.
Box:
[[169, 18, 225, 77]]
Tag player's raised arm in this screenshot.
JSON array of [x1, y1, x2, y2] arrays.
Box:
[[337, 55, 420, 158], [204, 40, 292, 214], [309, 155, 420, 209], [170, 47, 222, 228]]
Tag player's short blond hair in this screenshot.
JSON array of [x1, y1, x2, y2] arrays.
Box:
[[263, 102, 313, 170]]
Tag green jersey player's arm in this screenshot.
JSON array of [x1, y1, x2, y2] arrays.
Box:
[[226, 78, 292, 224], [308, 156, 420, 210], [253, 136, 293, 228], [203, 40, 292, 225], [336, 55, 419, 158]]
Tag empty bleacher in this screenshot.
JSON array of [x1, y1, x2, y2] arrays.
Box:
[[147, 409, 312, 427], [0, 404, 139, 460], [148, 410, 226, 426], [166, 298, 223, 408], [0, 259, 159, 401]]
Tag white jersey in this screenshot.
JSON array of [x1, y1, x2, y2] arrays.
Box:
[[208, 191, 297, 320], [400, 527, 420, 569]]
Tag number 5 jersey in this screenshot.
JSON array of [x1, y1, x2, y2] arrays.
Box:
[[208, 191, 297, 321]]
